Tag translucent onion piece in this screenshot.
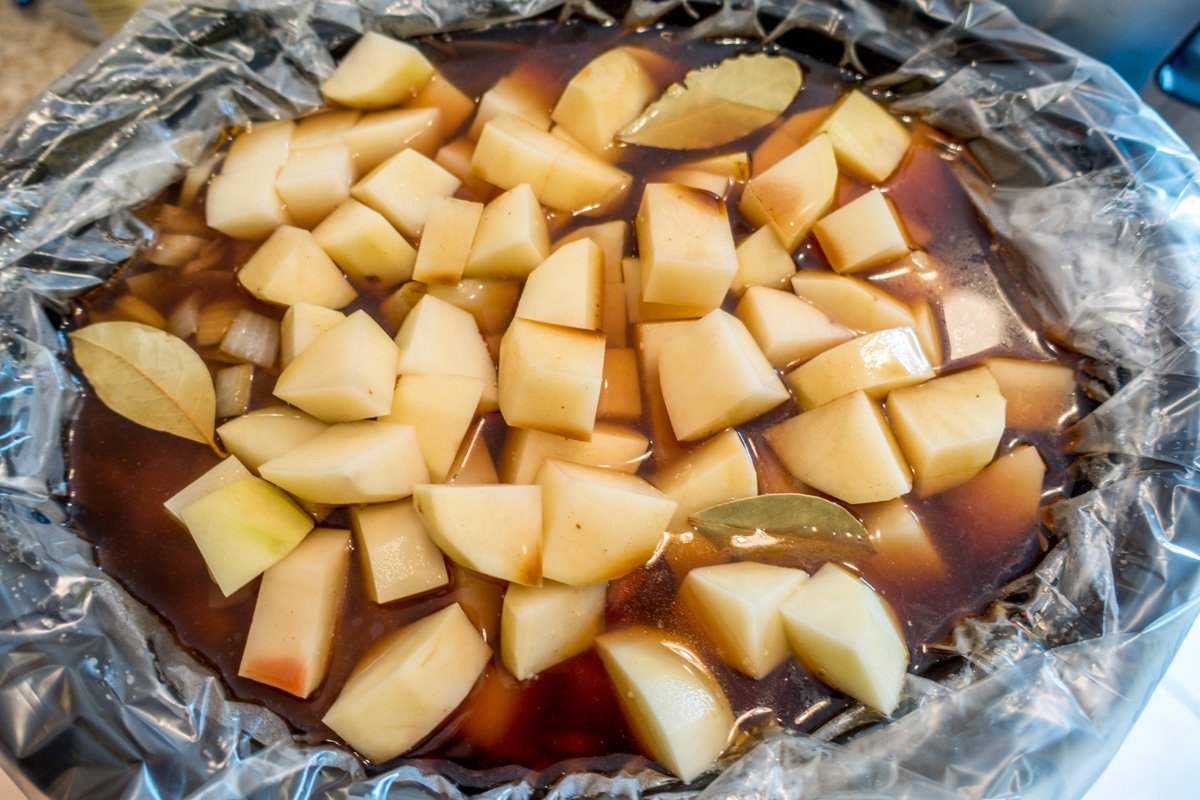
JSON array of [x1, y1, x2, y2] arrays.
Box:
[[194, 299, 243, 347], [182, 239, 225, 274], [167, 293, 201, 340], [147, 234, 208, 268], [220, 309, 279, 368], [215, 363, 254, 418], [111, 294, 167, 329]]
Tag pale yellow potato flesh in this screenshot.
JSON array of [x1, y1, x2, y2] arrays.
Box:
[[381, 374, 484, 482], [423, 278, 522, 336], [498, 318, 605, 440], [351, 148, 461, 238], [983, 356, 1076, 429], [412, 197, 484, 285], [412, 484, 542, 586], [501, 581, 606, 680], [499, 423, 650, 484], [237, 226, 357, 309], [320, 32, 435, 109], [279, 303, 344, 367], [465, 184, 551, 279], [556, 220, 628, 283], [636, 183, 738, 310], [785, 327, 932, 410], [551, 47, 658, 155], [406, 72, 474, 138], [814, 89, 912, 184], [216, 406, 328, 473], [394, 294, 499, 412], [735, 285, 854, 369], [221, 120, 294, 173], [349, 499, 449, 604], [731, 226, 796, 296], [514, 239, 603, 330], [812, 188, 909, 275], [291, 110, 360, 150], [856, 498, 944, 573], [205, 167, 291, 240], [274, 142, 354, 228], [345, 107, 441, 173], [790, 270, 917, 333], [312, 199, 416, 288], [621, 258, 710, 323], [739, 133, 838, 251], [651, 428, 758, 531], [162, 455, 251, 525]]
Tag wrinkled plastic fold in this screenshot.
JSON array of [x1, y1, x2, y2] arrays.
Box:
[[1, 0, 1199, 797]]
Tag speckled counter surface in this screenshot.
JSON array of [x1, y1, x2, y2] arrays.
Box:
[[0, 2, 94, 124]]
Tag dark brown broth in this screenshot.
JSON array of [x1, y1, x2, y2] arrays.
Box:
[[68, 21, 1079, 773]]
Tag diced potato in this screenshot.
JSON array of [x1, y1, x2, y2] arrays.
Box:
[[735, 286, 854, 369], [312, 199, 417, 288], [983, 357, 1076, 429], [634, 320, 693, 463], [679, 151, 751, 180], [500, 423, 649, 484], [498, 318, 605, 440], [636, 183, 738, 310], [239, 528, 350, 697], [598, 347, 642, 421], [465, 184, 550, 278], [649, 168, 731, 198], [273, 310, 399, 422], [596, 627, 734, 783], [551, 47, 657, 155], [514, 239, 602, 329], [178, 476, 314, 596], [857, 498, 944, 573], [602, 281, 628, 347], [785, 327, 932, 410], [651, 429, 757, 532], [279, 303, 344, 367], [259, 421, 429, 505], [539, 459, 676, 585], [541, 146, 631, 216], [751, 107, 826, 174], [217, 406, 328, 473], [470, 76, 553, 139], [812, 189, 909, 274], [765, 390, 911, 504], [291, 110, 360, 150], [886, 366, 1006, 497], [275, 143, 354, 228], [622, 258, 709, 323], [394, 294, 499, 412], [346, 107, 441, 173], [781, 563, 909, 714], [501, 581, 606, 681], [205, 167, 291, 240], [321, 32, 435, 109], [790, 271, 916, 333], [910, 298, 944, 368], [814, 90, 912, 184], [731, 227, 795, 297], [349, 499, 449, 604], [447, 419, 502, 485], [351, 148, 461, 239], [658, 310, 789, 442], [739, 134, 838, 251], [381, 374, 484, 482], [222, 120, 294, 173], [434, 138, 496, 202], [413, 484, 542, 586], [556, 220, 627, 283], [237, 226, 357, 309], [471, 114, 568, 198], [424, 279, 521, 336], [406, 71, 475, 138], [681, 562, 808, 679], [163, 455, 252, 524], [941, 444, 1046, 553], [322, 604, 490, 763], [412, 197, 484, 284]]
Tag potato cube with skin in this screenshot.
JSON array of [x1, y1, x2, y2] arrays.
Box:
[[412, 484, 542, 586], [346, 107, 441, 173], [259, 421, 430, 505], [735, 286, 854, 369], [312, 199, 416, 288], [394, 294, 499, 412], [217, 406, 328, 472], [739, 134, 838, 251], [498, 318, 605, 440], [351, 149, 461, 239], [412, 198, 484, 284], [983, 357, 1076, 429], [791, 271, 916, 333], [636, 183, 738, 309], [786, 327, 932, 410], [471, 114, 569, 198], [380, 374, 484, 482], [551, 47, 658, 155], [598, 347, 642, 421], [178, 476, 314, 597], [765, 390, 911, 504], [275, 143, 354, 228], [239, 528, 350, 698], [731, 226, 795, 297], [291, 110, 360, 150], [885, 366, 1006, 497], [279, 303, 344, 367], [815, 89, 912, 184], [539, 459, 676, 585], [596, 628, 735, 784], [273, 310, 399, 422], [465, 184, 550, 279], [651, 429, 758, 532], [163, 455, 252, 525], [322, 603, 490, 763], [781, 563, 909, 714], [205, 168, 291, 240], [221, 120, 293, 174], [557, 220, 627, 283], [406, 72, 475, 138], [502, 581, 606, 681], [500, 423, 649, 484], [658, 310, 789, 442], [238, 226, 357, 309], [681, 562, 808, 679], [349, 499, 449, 604], [857, 498, 944, 573], [812, 189, 909, 274], [514, 239, 602, 329], [320, 32, 435, 109]]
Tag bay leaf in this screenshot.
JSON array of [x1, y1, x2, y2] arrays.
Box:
[[688, 493, 873, 562], [618, 53, 803, 150], [70, 321, 219, 451]]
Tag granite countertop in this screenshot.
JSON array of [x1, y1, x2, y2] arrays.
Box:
[[0, 2, 94, 124]]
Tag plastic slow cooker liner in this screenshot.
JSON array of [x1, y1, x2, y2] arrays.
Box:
[[2, 0, 1199, 796]]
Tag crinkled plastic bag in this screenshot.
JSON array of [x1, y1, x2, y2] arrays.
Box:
[[2, 1, 1199, 797]]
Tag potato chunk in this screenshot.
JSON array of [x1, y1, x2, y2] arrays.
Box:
[[320, 32, 435, 109], [465, 184, 550, 279], [739, 134, 838, 251], [636, 183, 738, 310], [814, 89, 912, 184], [312, 199, 416, 287], [812, 188, 909, 274], [500, 423, 649, 484], [514, 239, 603, 329], [790, 271, 916, 333], [394, 294, 499, 412], [498, 318, 605, 440], [785, 327, 932, 410], [983, 357, 1076, 429], [731, 226, 796, 296], [216, 406, 328, 472], [237, 226, 357, 309], [275, 143, 354, 228], [551, 47, 657, 155], [857, 498, 944, 574], [349, 499, 449, 604], [413, 484, 542, 586], [346, 107, 441, 172], [651, 429, 757, 532], [735, 286, 853, 369], [205, 168, 290, 240], [412, 198, 483, 284], [381, 374, 483, 482], [163, 455, 251, 524], [351, 149, 461, 238], [279, 303, 344, 367], [501, 581, 606, 680]]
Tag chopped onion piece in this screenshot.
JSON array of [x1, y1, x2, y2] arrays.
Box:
[[215, 364, 254, 418], [124, 270, 165, 300], [147, 234, 208, 268], [182, 239, 225, 274], [179, 154, 219, 206], [111, 294, 167, 329], [157, 204, 210, 236], [167, 293, 201, 339], [220, 309, 280, 368], [195, 299, 244, 347]]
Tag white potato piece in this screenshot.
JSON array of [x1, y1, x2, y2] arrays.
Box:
[[205, 167, 291, 240], [217, 406, 328, 472], [163, 455, 252, 525], [910, 298, 944, 368], [812, 188, 909, 274], [470, 114, 567, 197], [731, 226, 795, 296], [237, 226, 357, 309], [321, 32, 435, 109], [412, 197, 484, 284], [790, 271, 916, 333], [312, 199, 416, 288], [275, 143, 354, 228], [465, 184, 550, 279], [349, 499, 449, 604], [651, 429, 757, 532], [682, 562, 808, 679], [596, 627, 735, 783], [381, 374, 484, 482], [394, 294, 498, 412], [541, 146, 631, 216], [556, 220, 627, 283], [498, 318, 605, 440], [739, 134, 838, 251], [514, 239, 603, 329], [500, 423, 649, 484], [735, 286, 853, 369], [346, 107, 441, 173], [470, 76, 553, 140], [551, 47, 657, 155], [322, 603, 490, 762], [406, 71, 474, 138], [857, 498, 944, 573], [501, 581, 606, 680], [291, 110, 360, 150], [351, 148, 461, 238], [983, 356, 1076, 429], [597, 347, 642, 421], [781, 563, 909, 714], [814, 89, 912, 184], [259, 421, 429, 505], [636, 183, 738, 310], [221, 120, 293, 173], [423, 278, 521, 336], [621, 258, 709, 323], [412, 484, 542, 586], [279, 303, 344, 367], [785, 327, 932, 410]]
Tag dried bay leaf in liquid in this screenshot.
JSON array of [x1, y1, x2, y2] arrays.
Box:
[[618, 53, 803, 150], [70, 321, 220, 451], [689, 493, 873, 564]]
